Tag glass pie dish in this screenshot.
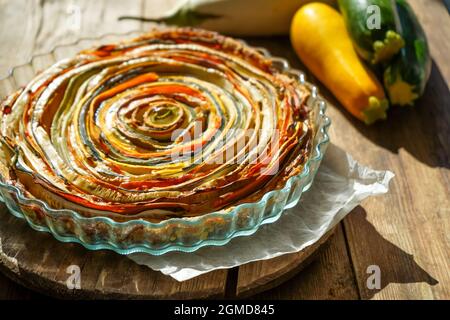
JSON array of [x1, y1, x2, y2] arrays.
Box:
[[0, 30, 331, 255]]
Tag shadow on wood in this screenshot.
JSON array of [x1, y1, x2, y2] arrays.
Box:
[[251, 224, 360, 300], [345, 206, 438, 299]]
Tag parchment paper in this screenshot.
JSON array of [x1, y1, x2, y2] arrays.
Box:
[[128, 143, 394, 281]]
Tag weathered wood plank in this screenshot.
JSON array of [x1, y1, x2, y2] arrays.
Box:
[[235, 228, 336, 298], [253, 224, 359, 300], [0, 272, 42, 300], [0, 0, 143, 77]]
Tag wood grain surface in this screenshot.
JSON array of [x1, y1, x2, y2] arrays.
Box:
[[0, 0, 448, 300]]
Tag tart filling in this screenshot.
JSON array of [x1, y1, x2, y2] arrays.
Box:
[[0, 28, 313, 222]]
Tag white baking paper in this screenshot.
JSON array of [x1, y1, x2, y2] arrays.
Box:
[[128, 143, 394, 281]]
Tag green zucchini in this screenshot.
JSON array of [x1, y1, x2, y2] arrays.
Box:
[[383, 0, 431, 106], [338, 0, 405, 64]]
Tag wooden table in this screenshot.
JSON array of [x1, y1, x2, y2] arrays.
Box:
[[0, 0, 448, 300]]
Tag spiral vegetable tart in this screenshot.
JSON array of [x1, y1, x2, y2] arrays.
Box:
[[0, 28, 314, 226]]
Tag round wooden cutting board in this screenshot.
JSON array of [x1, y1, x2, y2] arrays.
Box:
[[0, 204, 334, 299]]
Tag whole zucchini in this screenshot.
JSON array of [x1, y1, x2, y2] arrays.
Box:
[[338, 0, 405, 64], [383, 0, 431, 106]]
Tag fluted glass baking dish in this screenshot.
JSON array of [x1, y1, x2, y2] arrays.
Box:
[[0, 30, 330, 255]]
